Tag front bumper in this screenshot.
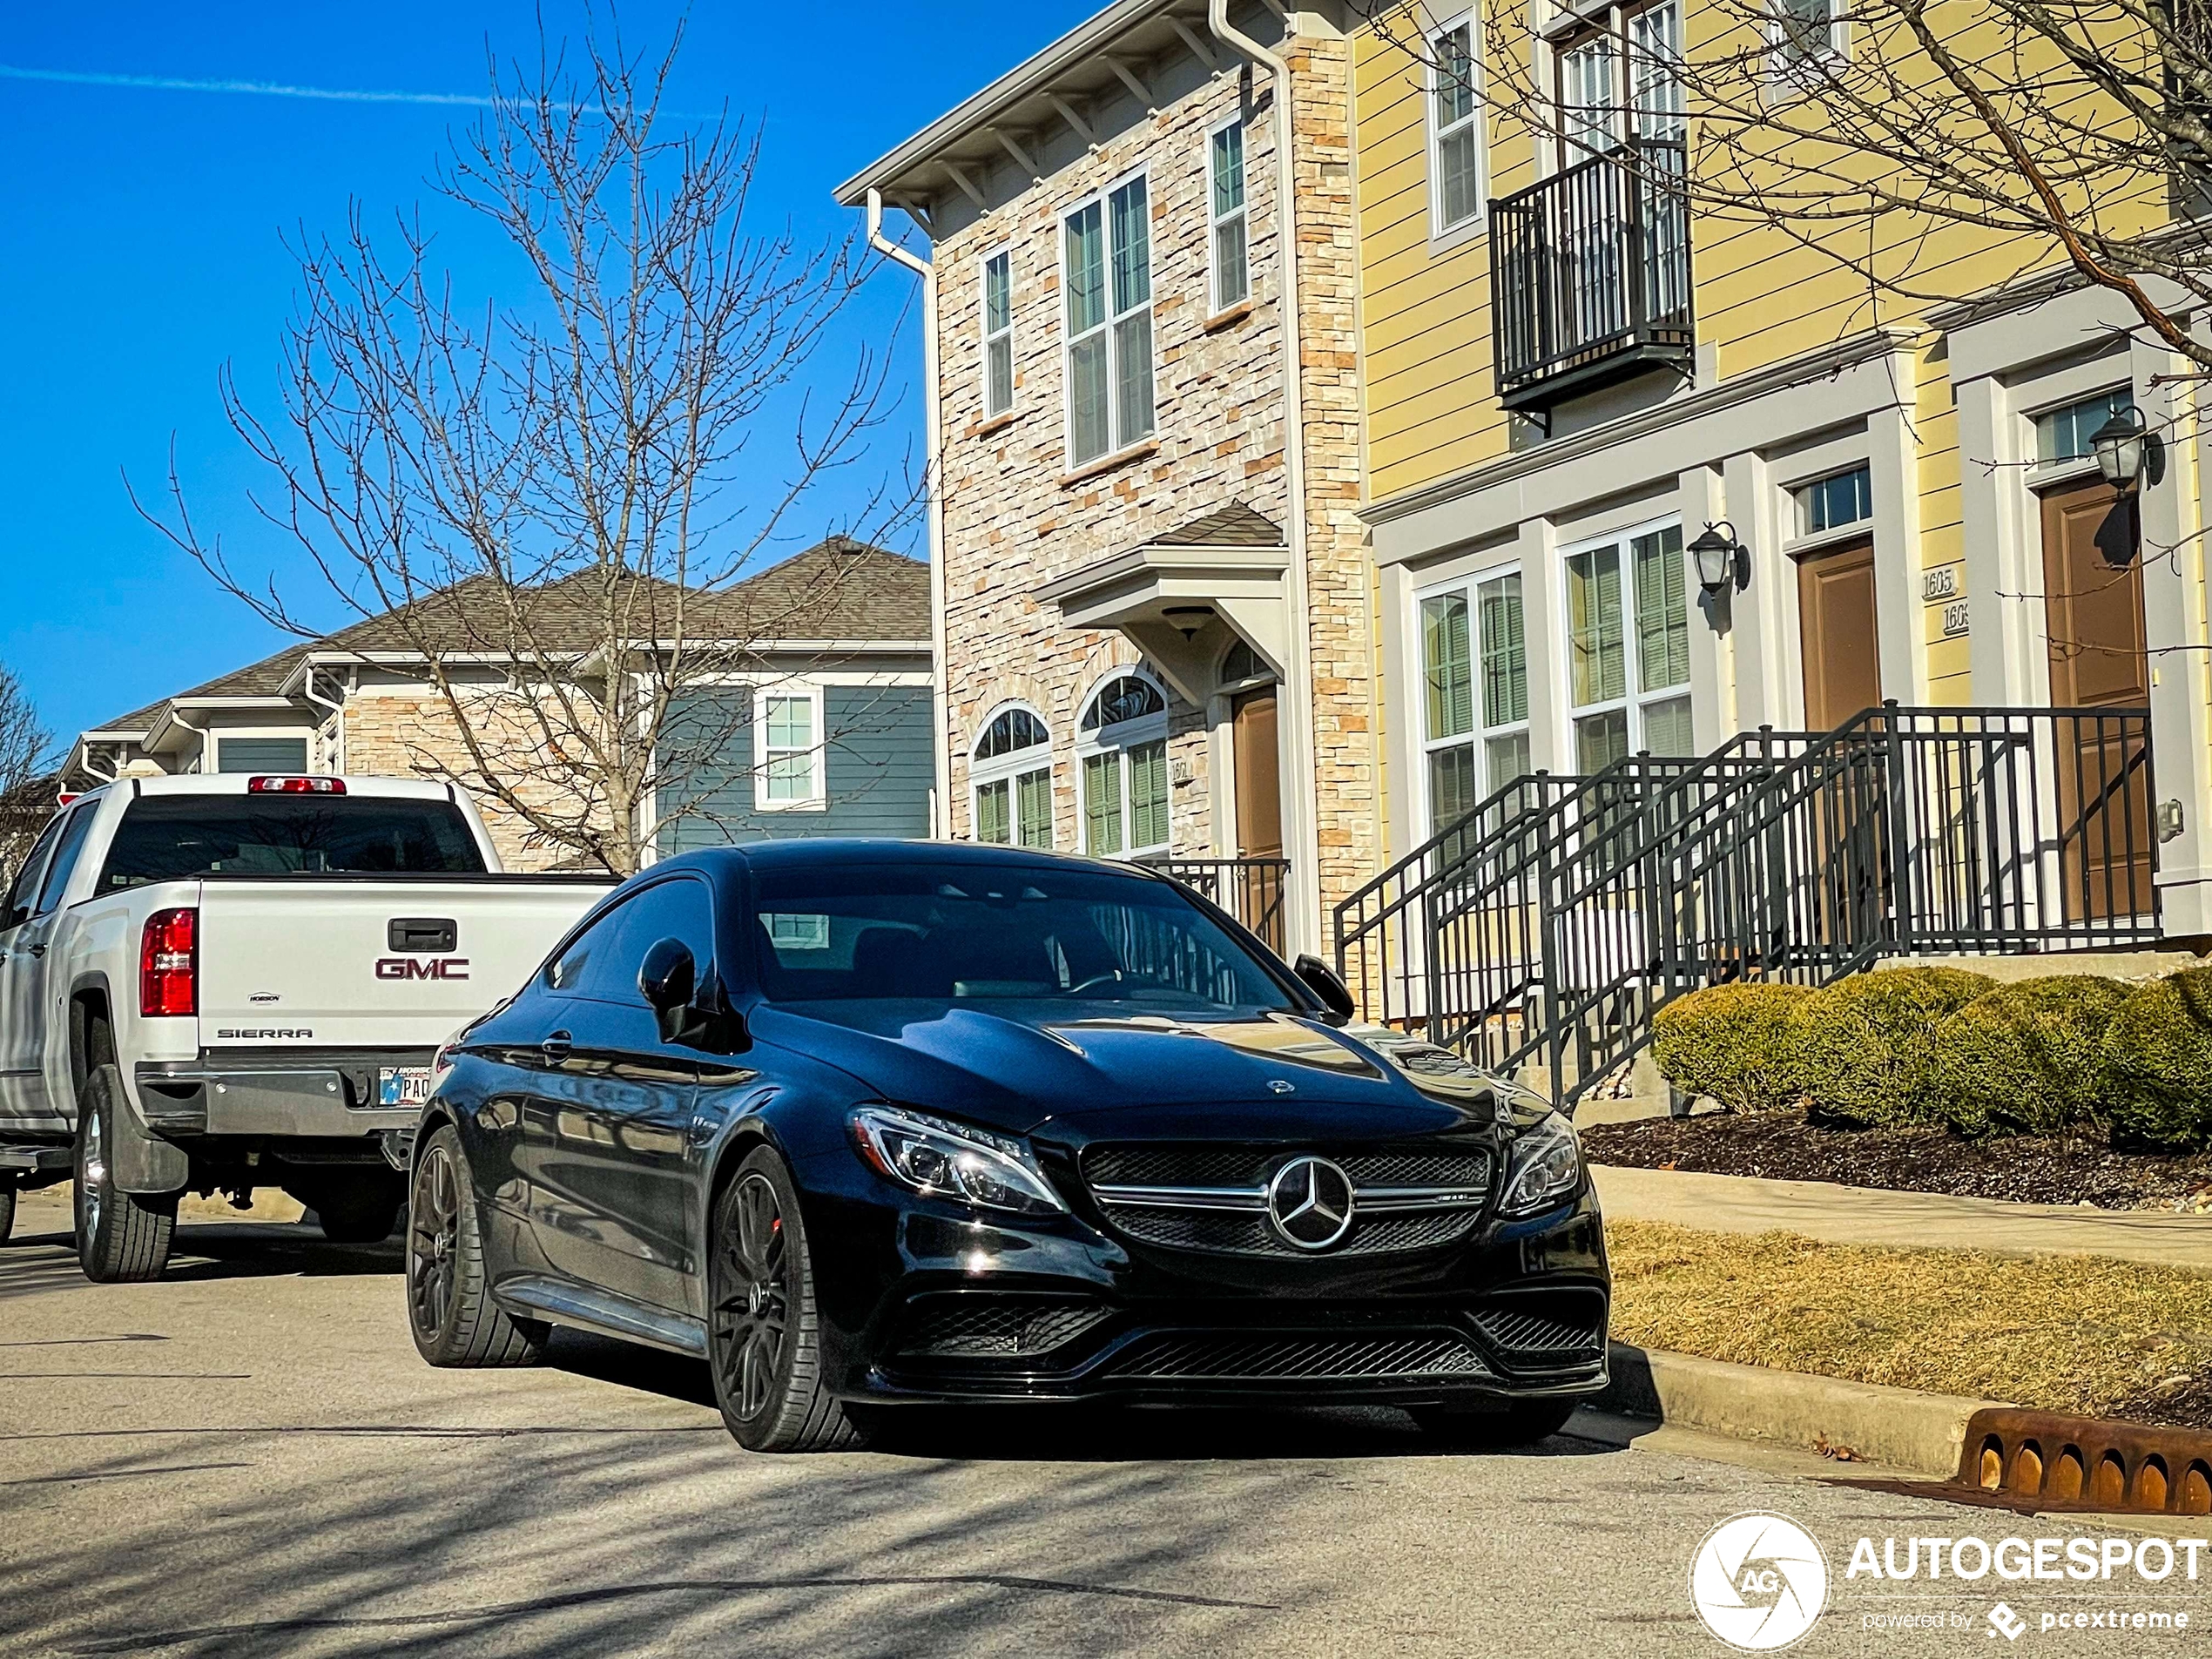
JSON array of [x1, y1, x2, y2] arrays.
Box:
[[795, 1147, 1609, 1408]]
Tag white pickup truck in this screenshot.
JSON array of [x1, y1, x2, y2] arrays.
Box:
[[0, 773, 614, 1281]]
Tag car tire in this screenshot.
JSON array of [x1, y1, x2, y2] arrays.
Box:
[[1413, 1399, 1581, 1447], [305, 1173, 405, 1244], [0, 1178, 16, 1244], [707, 1146, 868, 1453], [74, 1063, 176, 1284], [405, 1123, 546, 1367]]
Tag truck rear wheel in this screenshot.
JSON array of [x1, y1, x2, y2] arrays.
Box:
[[75, 1065, 176, 1284], [406, 1124, 546, 1367], [0, 1179, 15, 1244]]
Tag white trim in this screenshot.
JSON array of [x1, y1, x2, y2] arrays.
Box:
[[1205, 111, 1251, 314], [1058, 162, 1157, 469], [1554, 513, 1692, 766], [1425, 11, 1487, 241], [1073, 667, 1171, 858], [752, 684, 826, 813], [1764, 0, 1848, 90], [979, 244, 1015, 420], [968, 698, 1055, 849], [1412, 559, 1530, 840]]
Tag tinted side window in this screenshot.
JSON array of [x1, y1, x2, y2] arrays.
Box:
[[36, 804, 102, 915], [548, 877, 713, 1005], [3, 815, 66, 928]]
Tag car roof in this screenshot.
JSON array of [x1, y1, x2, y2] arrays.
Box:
[[658, 840, 1157, 879]]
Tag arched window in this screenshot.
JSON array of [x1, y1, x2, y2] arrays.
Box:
[[1076, 672, 1170, 857], [1219, 637, 1271, 687], [969, 704, 1053, 848]]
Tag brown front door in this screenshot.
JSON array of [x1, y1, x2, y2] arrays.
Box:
[[1231, 687, 1282, 858], [2040, 476, 2154, 920], [1797, 536, 1882, 731]]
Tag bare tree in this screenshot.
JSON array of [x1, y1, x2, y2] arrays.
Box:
[[1357, 0, 2212, 372], [137, 12, 914, 873], [0, 664, 57, 875]]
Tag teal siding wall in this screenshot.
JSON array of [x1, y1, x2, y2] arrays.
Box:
[[658, 684, 931, 853]]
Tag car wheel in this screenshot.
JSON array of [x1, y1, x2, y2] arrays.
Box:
[[74, 1063, 176, 1284], [0, 1178, 16, 1244], [304, 1173, 405, 1244], [708, 1146, 867, 1453], [1413, 1399, 1581, 1447], [405, 1123, 546, 1367]]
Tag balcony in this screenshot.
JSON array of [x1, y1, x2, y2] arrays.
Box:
[[1489, 138, 1694, 413]]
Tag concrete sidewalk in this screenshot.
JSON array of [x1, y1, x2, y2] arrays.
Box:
[[1591, 1163, 2212, 1269]]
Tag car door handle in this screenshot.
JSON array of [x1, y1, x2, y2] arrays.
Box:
[[540, 1031, 573, 1064], [24, 941, 44, 958]]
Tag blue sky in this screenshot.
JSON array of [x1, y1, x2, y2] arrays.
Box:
[[0, 1, 1095, 751]]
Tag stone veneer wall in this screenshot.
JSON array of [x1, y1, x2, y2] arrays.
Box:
[[932, 29, 1376, 922]]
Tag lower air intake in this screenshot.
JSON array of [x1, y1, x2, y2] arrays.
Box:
[[1102, 1331, 1491, 1383]]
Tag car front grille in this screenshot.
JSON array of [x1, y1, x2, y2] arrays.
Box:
[[893, 1294, 1116, 1359], [1100, 1330, 1492, 1383], [1078, 1141, 1493, 1258]]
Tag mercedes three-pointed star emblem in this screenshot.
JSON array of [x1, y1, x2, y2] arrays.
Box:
[[1264, 1156, 1356, 1251]]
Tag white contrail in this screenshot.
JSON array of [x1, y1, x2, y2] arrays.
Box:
[[0, 62, 508, 108]]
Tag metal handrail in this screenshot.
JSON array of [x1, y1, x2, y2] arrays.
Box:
[[1141, 855, 1292, 955]]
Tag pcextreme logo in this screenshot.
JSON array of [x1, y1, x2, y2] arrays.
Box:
[[1689, 1512, 1831, 1651], [374, 957, 470, 981]]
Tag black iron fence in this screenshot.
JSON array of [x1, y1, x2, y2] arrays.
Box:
[[1142, 856, 1291, 956], [1490, 137, 1693, 406], [1334, 705, 2158, 1111]]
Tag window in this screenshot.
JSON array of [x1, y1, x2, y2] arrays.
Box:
[[1772, 0, 1843, 70], [2035, 388, 2135, 466], [981, 250, 1014, 419], [1796, 464, 1873, 536], [1566, 523, 1691, 772], [549, 876, 714, 1005], [1077, 673, 1169, 858], [1553, 1, 1683, 162], [3, 813, 66, 928], [971, 705, 1053, 851], [97, 796, 486, 889], [1420, 573, 1530, 834], [1209, 120, 1249, 311], [217, 736, 310, 774], [1429, 17, 1485, 233], [1221, 637, 1271, 685], [757, 690, 823, 811], [1063, 173, 1155, 466], [35, 802, 102, 915]]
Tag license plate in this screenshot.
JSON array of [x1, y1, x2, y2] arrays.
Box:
[[377, 1067, 434, 1108]]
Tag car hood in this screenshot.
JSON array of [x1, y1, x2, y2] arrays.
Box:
[[751, 1001, 1524, 1139]]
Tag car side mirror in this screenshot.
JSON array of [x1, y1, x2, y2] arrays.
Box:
[[1293, 954, 1356, 1019], [639, 936, 697, 1043]]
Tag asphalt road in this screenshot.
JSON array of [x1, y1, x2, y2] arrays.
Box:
[[1, 1189, 2193, 1659]]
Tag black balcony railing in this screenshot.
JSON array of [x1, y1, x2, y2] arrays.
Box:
[[1335, 705, 2159, 1112], [1143, 856, 1291, 955], [1490, 137, 1694, 410]]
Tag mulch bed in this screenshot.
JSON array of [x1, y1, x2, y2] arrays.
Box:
[[1581, 1109, 2212, 1211]]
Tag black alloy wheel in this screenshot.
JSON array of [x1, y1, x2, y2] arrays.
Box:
[[707, 1147, 867, 1452], [404, 1123, 545, 1367]]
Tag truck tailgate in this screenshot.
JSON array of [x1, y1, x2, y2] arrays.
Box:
[[195, 880, 612, 1049]]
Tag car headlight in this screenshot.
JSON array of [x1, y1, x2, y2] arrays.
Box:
[[848, 1105, 1067, 1217], [1499, 1112, 1582, 1216]]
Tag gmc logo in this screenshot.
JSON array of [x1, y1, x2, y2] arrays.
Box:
[[375, 957, 471, 981]]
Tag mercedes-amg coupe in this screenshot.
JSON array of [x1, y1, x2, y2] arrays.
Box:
[[403, 841, 1609, 1450]]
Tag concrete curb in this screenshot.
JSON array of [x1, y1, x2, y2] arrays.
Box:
[[1594, 1343, 2002, 1478]]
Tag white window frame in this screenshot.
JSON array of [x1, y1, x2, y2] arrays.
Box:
[[1768, 0, 1847, 81], [1790, 462, 1875, 540], [2027, 383, 2136, 487], [753, 684, 826, 813], [980, 245, 1015, 421], [1207, 114, 1251, 314], [1426, 11, 1487, 240], [1415, 563, 1532, 836], [1075, 670, 1171, 859], [1545, 0, 1684, 172], [1556, 515, 1693, 770], [1059, 165, 1156, 469], [968, 700, 1054, 850], [211, 729, 318, 776]]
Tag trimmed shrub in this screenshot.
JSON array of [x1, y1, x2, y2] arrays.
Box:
[[1650, 982, 1815, 1112], [1924, 976, 2132, 1137], [1792, 966, 1995, 1128], [2102, 968, 2212, 1150]]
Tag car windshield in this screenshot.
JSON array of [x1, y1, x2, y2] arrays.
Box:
[[750, 861, 1293, 1013], [97, 795, 489, 888]]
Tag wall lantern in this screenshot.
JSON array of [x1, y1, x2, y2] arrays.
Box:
[[1161, 605, 1216, 641], [2091, 406, 2161, 489], [1687, 522, 1748, 595]]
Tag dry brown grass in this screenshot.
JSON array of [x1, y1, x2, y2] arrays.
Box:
[[1608, 1219, 2212, 1422]]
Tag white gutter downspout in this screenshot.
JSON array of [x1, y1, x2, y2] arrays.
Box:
[[165, 705, 211, 774], [867, 188, 950, 840], [300, 667, 346, 774], [1209, 0, 1325, 958]]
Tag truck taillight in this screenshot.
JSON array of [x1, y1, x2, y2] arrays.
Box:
[[139, 907, 199, 1017], [247, 775, 345, 794]]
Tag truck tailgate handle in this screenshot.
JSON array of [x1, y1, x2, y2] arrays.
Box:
[[389, 917, 459, 954], [540, 1031, 573, 1064]]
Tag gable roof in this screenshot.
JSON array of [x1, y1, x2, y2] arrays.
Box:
[[78, 538, 929, 743], [1151, 501, 1284, 549]]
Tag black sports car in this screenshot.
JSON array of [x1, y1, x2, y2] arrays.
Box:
[[403, 841, 1608, 1451]]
